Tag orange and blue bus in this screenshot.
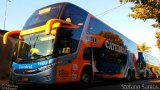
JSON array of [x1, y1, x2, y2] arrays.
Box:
[[138, 52, 160, 79], [3, 2, 139, 85]]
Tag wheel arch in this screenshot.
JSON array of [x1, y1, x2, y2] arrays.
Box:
[[79, 64, 93, 81]]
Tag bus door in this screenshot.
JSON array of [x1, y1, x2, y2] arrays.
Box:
[[85, 34, 99, 73]]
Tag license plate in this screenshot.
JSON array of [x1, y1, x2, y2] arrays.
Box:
[[21, 77, 28, 81]]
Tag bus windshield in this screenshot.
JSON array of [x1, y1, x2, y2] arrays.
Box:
[[13, 3, 88, 61], [23, 3, 63, 29], [14, 33, 55, 61]]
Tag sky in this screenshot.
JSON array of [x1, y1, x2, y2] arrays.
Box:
[[0, 0, 159, 59]]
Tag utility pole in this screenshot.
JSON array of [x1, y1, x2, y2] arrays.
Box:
[[4, 0, 11, 30]]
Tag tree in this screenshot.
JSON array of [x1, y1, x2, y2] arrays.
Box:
[[120, 0, 160, 28], [155, 31, 160, 49], [98, 31, 124, 45], [137, 43, 151, 52], [120, 0, 160, 49]]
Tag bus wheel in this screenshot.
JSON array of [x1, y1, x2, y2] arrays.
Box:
[[80, 69, 92, 85], [146, 71, 149, 79], [131, 71, 135, 81], [127, 71, 131, 81], [155, 72, 159, 79]]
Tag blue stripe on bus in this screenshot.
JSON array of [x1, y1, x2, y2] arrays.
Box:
[[12, 60, 49, 70]]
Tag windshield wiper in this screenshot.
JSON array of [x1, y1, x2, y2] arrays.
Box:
[[33, 35, 39, 48], [37, 54, 53, 59]]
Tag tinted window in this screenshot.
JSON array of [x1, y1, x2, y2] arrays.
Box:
[[88, 18, 112, 35], [55, 4, 87, 56], [143, 52, 160, 66], [83, 47, 100, 60], [86, 18, 127, 65]]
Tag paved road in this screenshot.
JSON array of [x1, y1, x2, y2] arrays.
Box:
[[83, 79, 160, 90], [1, 79, 160, 90]]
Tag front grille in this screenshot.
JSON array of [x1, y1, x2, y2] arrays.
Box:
[[14, 70, 24, 74]]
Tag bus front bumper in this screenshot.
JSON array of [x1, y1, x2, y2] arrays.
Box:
[[11, 68, 56, 84]]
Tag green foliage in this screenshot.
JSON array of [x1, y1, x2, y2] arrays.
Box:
[[120, 0, 160, 28], [155, 31, 160, 49], [120, 0, 160, 49]]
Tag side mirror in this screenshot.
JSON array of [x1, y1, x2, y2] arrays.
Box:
[[45, 19, 79, 35], [3, 19, 79, 44], [3, 30, 21, 44]]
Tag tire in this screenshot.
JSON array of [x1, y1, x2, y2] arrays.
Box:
[[140, 70, 147, 80], [80, 68, 92, 85], [146, 71, 149, 79], [131, 71, 135, 81], [140, 73, 146, 80], [155, 72, 159, 79], [127, 71, 131, 81]]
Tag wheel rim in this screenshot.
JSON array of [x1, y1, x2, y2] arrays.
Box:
[[82, 73, 89, 83]]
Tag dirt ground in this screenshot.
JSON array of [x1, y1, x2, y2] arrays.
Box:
[[0, 79, 9, 85]]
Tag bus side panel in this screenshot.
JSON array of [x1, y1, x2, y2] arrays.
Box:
[[56, 63, 72, 83], [55, 58, 91, 83], [82, 15, 138, 80]]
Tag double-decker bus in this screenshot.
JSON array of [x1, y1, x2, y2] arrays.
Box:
[[138, 52, 160, 79], [3, 2, 139, 85]]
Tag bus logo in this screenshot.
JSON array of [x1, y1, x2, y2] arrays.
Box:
[[86, 35, 98, 44], [19, 65, 32, 69]]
